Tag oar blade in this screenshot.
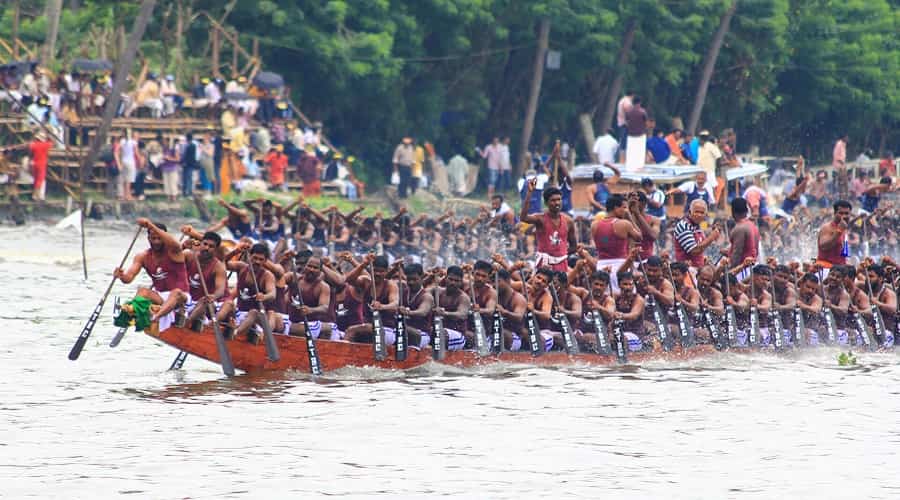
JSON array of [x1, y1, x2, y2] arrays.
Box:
[[257, 315, 281, 362], [69, 303, 103, 360], [169, 350, 188, 370], [109, 327, 128, 348], [210, 317, 236, 377]]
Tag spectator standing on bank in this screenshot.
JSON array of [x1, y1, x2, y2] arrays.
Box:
[[499, 137, 512, 192], [392, 137, 415, 198], [832, 133, 849, 200], [478, 137, 503, 199], [592, 128, 618, 166], [161, 138, 181, 202], [115, 131, 138, 201], [265, 144, 289, 192], [181, 132, 199, 197], [28, 131, 53, 202], [615, 90, 634, 163], [299, 144, 322, 196]]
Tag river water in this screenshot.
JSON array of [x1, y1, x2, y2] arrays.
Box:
[[2, 222, 900, 499]]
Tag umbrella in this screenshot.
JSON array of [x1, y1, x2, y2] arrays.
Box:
[[0, 60, 38, 76], [252, 71, 284, 90], [72, 59, 113, 72]]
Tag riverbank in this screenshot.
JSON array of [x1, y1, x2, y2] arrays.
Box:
[[0, 185, 486, 226]]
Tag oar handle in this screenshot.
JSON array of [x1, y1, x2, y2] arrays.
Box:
[[104, 227, 144, 299]]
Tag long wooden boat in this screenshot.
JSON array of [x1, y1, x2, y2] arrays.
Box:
[[146, 325, 718, 373]]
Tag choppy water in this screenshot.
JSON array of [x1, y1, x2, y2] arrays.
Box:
[[2, 223, 900, 499]]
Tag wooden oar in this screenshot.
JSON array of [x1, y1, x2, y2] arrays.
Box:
[[768, 275, 786, 351], [863, 270, 887, 348], [611, 318, 628, 364], [549, 283, 579, 355], [431, 285, 447, 360], [590, 282, 612, 355], [490, 268, 504, 354], [247, 255, 281, 362], [289, 260, 323, 375], [519, 270, 544, 357], [723, 271, 738, 348], [468, 274, 491, 356], [665, 262, 695, 348], [193, 252, 236, 376], [818, 269, 839, 344], [168, 350, 189, 370], [790, 267, 805, 348], [395, 277, 408, 361], [748, 266, 760, 347], [69, 227, 143, 361], [370, 261, 388, 361]]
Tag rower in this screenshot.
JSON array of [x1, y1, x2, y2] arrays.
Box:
[[246, 198, 285, 250], [432, 266, 470, 351], [865, 264, 897, 345], [722, 273, 750, 346], [217, 242, 277, 343], [841, 265, 871, 346], [344, 255, 400, 346], [495, 268, 528, 350], [181, 232, 227, 331], [113, 218, 188, 330], [550, 271, 582, 346], [771, 265, 797, 345], [575, 270, 616, 351], [632, 191, 661, 261], [747, 265, 774, 346], [287, 256, 337, 340], [332, 253, 370, 339], [696, 265, 725, 343], [795, 273, 824, 345], [520, 179, 576, 271], [397, 263, 432, 349], [590, 193, 641, 289], [208, 198, 255, 240], [525, 267, 557, 352], [668, 261, 702, 341], [638, 256, 675, 338], [464, 260, 497, 348], [816, 200, 851, 275], [612, 271, 647, 351], [822, 266, 851, 344]]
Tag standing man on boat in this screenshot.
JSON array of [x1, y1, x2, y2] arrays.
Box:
[[114, 219, 189, 331], [521, 180, 576, 271], [615, 90, 634, 163], [832, 133, 849, 201], [672, 199, 720, 270], [591, 194, 642, 289], [624, 96, 648, 172], [816, 200, 851, 272], [722, 198, 759, 281]]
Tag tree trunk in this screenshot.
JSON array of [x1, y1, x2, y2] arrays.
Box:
[[686, 0, 738, 135], [43, 0, 64, 64], [516, 18, 550, 178], [598, 18, 637, 134], [80, 0, 156, 206], [11, 0, 20, 59], [579, 113, 597, 161], [211, 27, 221, 78], [174, 0, 185, 83]]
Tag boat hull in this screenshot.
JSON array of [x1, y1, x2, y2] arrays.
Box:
[[146, 325, 718, 373]]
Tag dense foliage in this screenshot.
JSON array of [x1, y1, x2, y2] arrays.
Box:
[[3, 0, 899, 181]]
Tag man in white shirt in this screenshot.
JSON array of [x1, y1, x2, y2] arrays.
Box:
[[478, 137, 503, 198], [499, 136, 512, 192], [115, 132, 139, 201], [668, 172, 716, 214], [696, 131, 722, 188], [592, 128, 619, 165], [204, 78, 221, 106]]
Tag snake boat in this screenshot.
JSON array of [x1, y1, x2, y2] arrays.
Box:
[[146, 324, 718, 373]]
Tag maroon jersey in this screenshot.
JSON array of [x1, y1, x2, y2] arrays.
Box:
[[592, 217, 628, 260], [288, 280, 332, 323], [437, 288, 466, 333], [335, 285, 365, 333], [142, 250, 188, 293], [236, 266, 269, 312], [404, 286, 431, 332], [186, 256, 219, 301], [535, 213, 569, 272]]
